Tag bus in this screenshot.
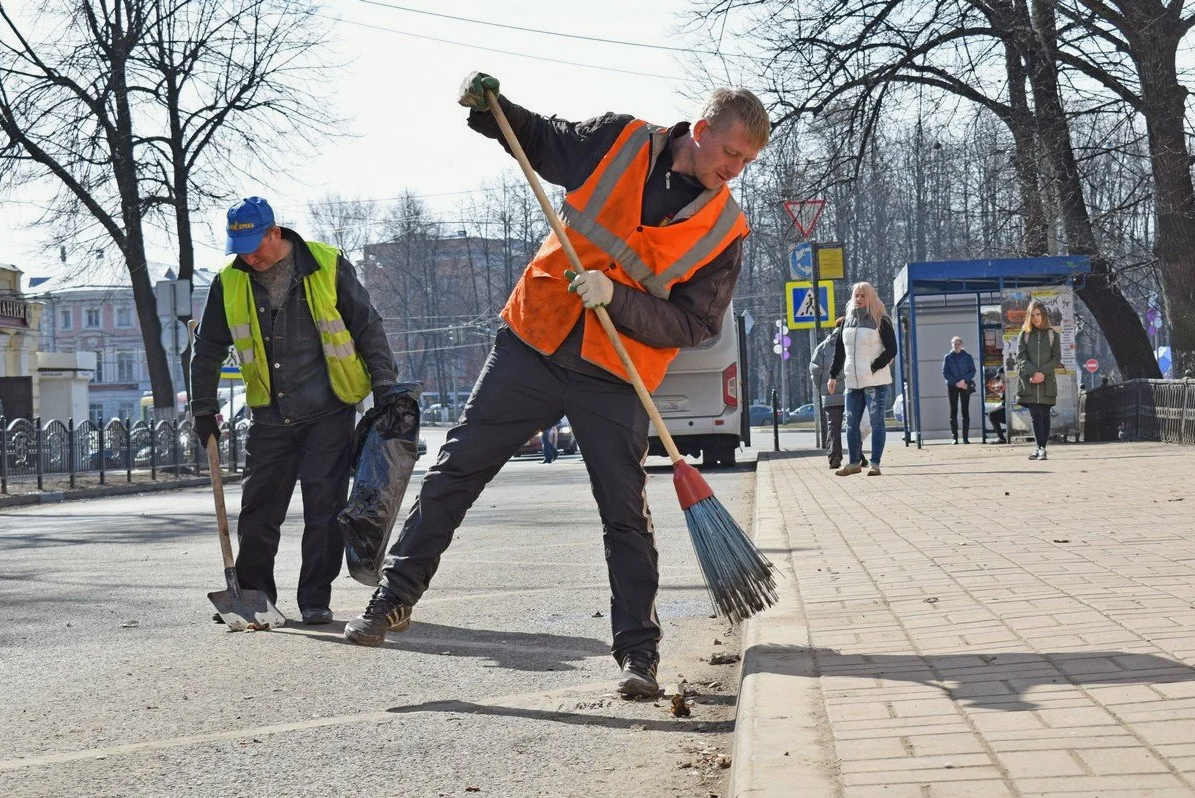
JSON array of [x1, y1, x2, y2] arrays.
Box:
[[647, 303, 750, 468]]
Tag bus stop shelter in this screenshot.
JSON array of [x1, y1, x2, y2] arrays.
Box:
[[894, 255, 1091, 448]]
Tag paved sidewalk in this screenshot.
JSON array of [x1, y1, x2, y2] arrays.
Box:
[[733, 440, 1195, 798]]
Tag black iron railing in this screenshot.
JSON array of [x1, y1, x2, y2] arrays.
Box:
[[0, 416, 246, 494], [1080, 379, 1195, 444]]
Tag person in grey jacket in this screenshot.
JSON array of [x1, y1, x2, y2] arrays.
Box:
[[190, 197, 397, 625], [810, 320, 866, 470], [1015, 300, 1062, 461]]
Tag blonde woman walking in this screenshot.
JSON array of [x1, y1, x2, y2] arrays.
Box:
[[1016, 300, 1062, 460], [827, 282, 898, 476]]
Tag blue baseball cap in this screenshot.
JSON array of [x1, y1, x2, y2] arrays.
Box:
[[225, 197, 275, 255]]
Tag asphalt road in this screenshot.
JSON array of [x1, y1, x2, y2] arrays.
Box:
[[0, 427, 810, 798]]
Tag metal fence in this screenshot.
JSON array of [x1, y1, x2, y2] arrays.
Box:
[[1080, 379, 1195, 445], [0, 416, 247, 494]]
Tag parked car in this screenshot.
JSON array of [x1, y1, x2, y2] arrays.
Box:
[[422, 403, 458, 424], [748, 404, 781, 426], [786, 403, 815, 423], [513, 431, 544, 458], [556, 417, 578, 455]]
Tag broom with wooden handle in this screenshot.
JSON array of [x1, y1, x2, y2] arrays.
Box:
[[484, 88, 776, 622]]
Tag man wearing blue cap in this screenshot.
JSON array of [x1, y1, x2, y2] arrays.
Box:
[[190, 197, 397, 625]]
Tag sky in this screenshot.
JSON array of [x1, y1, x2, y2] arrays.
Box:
[[0, 0, 750, 278]]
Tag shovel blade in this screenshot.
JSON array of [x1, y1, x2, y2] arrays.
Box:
[[208, 568, 287, 631], [208, 588, 287, 630]]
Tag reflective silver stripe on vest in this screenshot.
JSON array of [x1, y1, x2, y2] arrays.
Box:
[[323, 340, 357, 359], [586, 125, 653, 212], [229, 323, 252, 340], [315, 318, 358, 359], [641, 195, 744, 295], [560, 203, 657, 290], [237, 347, 256, 364], [316, 318, 350, 336], [561, 122, 743, 300]]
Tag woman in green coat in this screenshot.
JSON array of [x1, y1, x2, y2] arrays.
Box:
[[1015, 300, 1062, 461]]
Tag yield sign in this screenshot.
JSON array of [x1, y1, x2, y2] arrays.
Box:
[[783, 199, 826, 239]]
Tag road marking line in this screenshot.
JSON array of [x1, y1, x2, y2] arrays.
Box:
[[0, 681, 611, 772]]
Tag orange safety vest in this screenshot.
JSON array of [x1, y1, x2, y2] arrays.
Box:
[[500, 119, 750, 391]]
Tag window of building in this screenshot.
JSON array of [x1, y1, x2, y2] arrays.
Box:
[[85, 308, 101, 328], [89, 403, 105, 426], [60, 309, 72, 330], [117, 351, 136, 382], [116, 306, 134, 328], [117, 402, 136, 421], [94, 352, 104, 383]]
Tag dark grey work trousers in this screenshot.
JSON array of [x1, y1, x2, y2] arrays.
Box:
[[381, 328, 661, 661], [822, 404, 844, 466], [235, 406, 355, 609]]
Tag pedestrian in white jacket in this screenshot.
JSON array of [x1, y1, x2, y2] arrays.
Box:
[[827, 282, 898, 476]]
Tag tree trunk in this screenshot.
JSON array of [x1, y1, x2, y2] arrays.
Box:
[[1124, 7, 1195, 375], [107, 18, 176, 411], [1003, 36, 1049, 255], [1026, 0, 1161, 378]]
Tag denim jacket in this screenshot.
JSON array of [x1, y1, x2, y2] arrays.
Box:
[[190, 228, 397, 426]]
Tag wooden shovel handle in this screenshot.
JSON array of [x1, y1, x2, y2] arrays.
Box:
[[206, 437, 236, 570], [484, 88, 683, 464], [187, 318, 237, 569]]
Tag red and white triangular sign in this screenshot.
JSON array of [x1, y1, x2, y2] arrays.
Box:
[[783, 199, 826, 239]]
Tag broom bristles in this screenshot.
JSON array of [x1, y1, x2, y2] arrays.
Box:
[[684, 496, 777, 623]]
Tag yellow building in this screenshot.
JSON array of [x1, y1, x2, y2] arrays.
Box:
[[0, 263, 44, 419]]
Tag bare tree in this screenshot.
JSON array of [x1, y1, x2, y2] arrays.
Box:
[[0, 0, 339, 410], [687, 0, 1163, 377], [1057, 0, 1195, 372], [0, 0, 174, 409], [308, 192, 380, 266]]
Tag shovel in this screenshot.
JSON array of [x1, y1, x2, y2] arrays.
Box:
[[202, 408, 286, 630], [186, 318, 285, 630]]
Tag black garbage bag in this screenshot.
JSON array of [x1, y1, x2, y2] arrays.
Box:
[[340, 382, 422, 586]]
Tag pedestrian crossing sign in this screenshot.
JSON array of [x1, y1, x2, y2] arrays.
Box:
[[785, 280, 836, 330]]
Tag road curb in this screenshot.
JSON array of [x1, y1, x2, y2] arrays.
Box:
[[0, 473, 244, 509], [729, 451, 839, 798]]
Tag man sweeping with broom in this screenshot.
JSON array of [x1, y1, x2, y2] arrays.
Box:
[[345, 72, 770, 698]]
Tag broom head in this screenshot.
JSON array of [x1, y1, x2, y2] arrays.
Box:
[[674, 461, 777, 622]]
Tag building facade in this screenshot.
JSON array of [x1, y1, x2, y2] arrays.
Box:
[[1, 263, 45, 420], [25, 264, 215, 424]]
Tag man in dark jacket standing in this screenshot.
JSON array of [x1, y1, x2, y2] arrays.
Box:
[[942, 335, 977, 444], [343, 72, 770, 700], [190, 197, 397, 625]]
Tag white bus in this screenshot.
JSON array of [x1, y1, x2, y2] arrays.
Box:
[[647, 303, 750, 467]]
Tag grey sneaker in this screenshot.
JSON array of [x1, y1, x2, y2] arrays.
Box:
[[1037, 449, 1048, 461], [867, 465, 882, 476], [344, 586, 411, 646], [836, 463, 862, 476], [617, 651, 660, 698], [1028, 448, 1041, 460]]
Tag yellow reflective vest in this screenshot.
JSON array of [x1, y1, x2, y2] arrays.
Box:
[[220, 241, 371, 407]]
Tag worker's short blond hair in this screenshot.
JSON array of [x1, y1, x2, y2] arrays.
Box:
[[701, 88, 771, 150]]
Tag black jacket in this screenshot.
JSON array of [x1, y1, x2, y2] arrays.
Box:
[[190, 228, 397, 426]]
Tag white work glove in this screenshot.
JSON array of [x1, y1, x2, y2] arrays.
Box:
[[565, 269, 614, 309]]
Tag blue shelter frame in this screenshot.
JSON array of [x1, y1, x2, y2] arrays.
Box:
[[893, 256, 1091, 449]]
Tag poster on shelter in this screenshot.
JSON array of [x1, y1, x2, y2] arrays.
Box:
[[1000, 286, 1078, 440]]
